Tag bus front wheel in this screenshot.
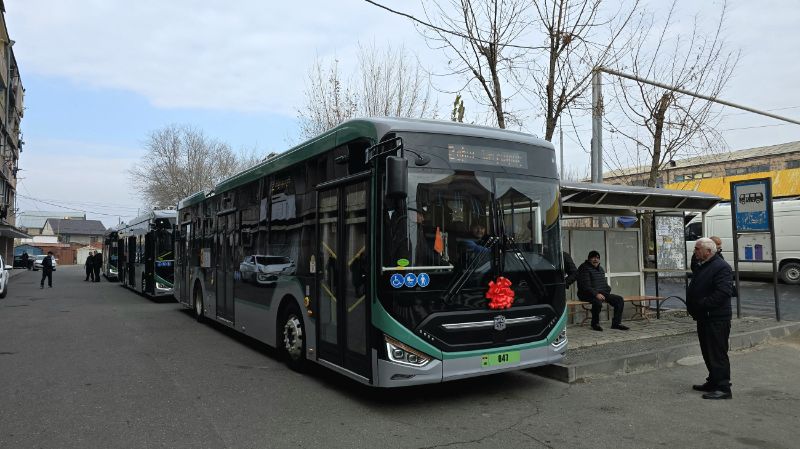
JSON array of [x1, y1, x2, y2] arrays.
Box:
[[281, 304, 306, 372]]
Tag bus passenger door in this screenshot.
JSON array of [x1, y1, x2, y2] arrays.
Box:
[[216, 211, 236, 322], [317, 179, 370, 380], [127, 237, 136, 287], [144, 232, 155, 294], [118, 238, 126, 285]]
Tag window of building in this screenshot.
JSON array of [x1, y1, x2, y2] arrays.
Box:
[[725, 165, 769, 176], [787, 160, 800, 169], [674, 175, 685, 182]]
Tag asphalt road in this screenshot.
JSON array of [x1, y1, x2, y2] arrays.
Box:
[[647, 275, 800, 321], [2, 266, 799, 449]]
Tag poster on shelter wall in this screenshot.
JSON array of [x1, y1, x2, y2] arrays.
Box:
[[655, 215, 686, 277], [737, 234, 773, 262]]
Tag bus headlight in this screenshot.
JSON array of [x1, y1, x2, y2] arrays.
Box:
[[384, 335, 432, 367], [155, 282, 169, 290], [551, 328, 567, 348]]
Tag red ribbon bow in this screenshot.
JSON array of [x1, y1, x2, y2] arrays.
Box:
[[486, 276, 515, 310]]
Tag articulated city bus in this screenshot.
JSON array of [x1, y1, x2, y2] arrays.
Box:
[[175, 117, 567, 387], [117, 210, 177, 298], [102, 226, 121, 281]]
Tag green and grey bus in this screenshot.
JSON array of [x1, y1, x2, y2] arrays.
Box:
[[175, 117, 567, 387], [117, 210, 177, 298], [102, 225, 121, 281]]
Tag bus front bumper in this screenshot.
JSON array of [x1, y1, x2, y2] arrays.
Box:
[[375, 335, 567, 387]]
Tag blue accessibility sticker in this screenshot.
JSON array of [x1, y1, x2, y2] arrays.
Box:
[[390, 273, 404, 289], [404, 273, 418, 287], [417, 273, 430, 287]]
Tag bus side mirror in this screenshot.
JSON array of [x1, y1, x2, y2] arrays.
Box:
[[385, 156, 408, 199]]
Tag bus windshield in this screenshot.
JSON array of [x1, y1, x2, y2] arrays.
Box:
[[379, 134, 563, 330], [155, 228, 174, 284]]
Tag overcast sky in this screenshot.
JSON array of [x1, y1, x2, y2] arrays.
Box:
[[8, 0, 800, 228]]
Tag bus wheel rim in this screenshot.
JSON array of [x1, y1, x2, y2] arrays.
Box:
[[283, 316, 303, 360]]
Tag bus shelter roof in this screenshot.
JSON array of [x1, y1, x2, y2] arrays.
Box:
[[560, 181, 721, 216]]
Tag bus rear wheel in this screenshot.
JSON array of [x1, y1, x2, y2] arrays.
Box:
[[194, 285, 204, 322], [281, 304, 306, 372], [779, 262, 800, 285]]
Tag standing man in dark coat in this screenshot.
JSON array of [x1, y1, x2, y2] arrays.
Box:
[[85, 251, 95, 282], [93, 251, 103, 282], [576, 250, 629, 332], [687, 237, 733, 400], [40, 251, 55, 289]]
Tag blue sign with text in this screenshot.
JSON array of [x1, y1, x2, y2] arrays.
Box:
[[732, 180, 770, 231]]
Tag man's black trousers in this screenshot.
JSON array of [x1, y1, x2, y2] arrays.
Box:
[[577, 292, 624, 326], [85, 265, 93, 281], [40, 270, 52, 287], [697, 320, 731, 391]]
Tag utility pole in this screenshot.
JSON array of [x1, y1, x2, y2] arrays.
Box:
[[559, 126, 564, 180], [591, 70, 603, 183]]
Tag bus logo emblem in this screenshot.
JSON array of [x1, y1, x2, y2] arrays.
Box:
[[494, 315, 507, 331]]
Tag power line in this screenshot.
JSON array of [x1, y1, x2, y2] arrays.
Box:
[[16, 194, 136, 218], [363, 0, 546, 50]]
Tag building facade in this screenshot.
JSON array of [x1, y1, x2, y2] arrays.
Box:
[[603, 141, 800, 200], [16, 211, 86, 237], [41, 219, 107, 246], [0, 2, 26, 263]]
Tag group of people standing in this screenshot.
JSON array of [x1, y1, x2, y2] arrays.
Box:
[[84, 251, 103, 282], [563, 236, 733, 400]]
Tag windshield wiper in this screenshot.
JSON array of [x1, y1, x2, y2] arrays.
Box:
[[440, 236, 499, 305], [503, 237, 547, 299]]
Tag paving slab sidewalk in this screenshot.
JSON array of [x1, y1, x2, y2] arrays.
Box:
[[532, 313, 800, 383]]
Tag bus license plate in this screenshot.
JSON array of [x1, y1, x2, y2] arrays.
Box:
[[481, 351, 520, 368]]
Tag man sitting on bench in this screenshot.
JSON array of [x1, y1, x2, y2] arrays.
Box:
[[577, 250, 630, 332]]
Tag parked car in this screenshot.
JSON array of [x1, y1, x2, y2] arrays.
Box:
[[13, 255, 25, 268], [0, 255, 12, 298], [238, 255, 295, 285], [32, 254, 58, 271]]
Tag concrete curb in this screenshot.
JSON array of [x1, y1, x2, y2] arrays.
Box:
[[532, 321, 800, 383]]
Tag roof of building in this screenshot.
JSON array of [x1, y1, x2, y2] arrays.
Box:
[[43, 219, 106, 236], [17, 211, 86, 229], [604, 141, 800, 178]]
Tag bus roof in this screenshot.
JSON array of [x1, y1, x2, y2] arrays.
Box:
[[119, 209, 178, 234], [178, 117, 553, 209]]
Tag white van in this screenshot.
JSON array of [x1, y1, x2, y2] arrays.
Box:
[[685, 199, 800, 284]]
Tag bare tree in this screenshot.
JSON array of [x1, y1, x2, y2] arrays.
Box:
[[128, 125, 254, 208], [419, 0, 531, 129], [297, 58, 358, 138], [358, 42, 436, 118], [603, 1, 738, 264], [297, 42, 436, 138], [524, 0, 640, 141], [604, 0, 739, 188]]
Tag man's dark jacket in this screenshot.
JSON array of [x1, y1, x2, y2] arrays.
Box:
[[42, 255, 54, 273], [687, 253, 732, 321], [577, 261, 611, 298]]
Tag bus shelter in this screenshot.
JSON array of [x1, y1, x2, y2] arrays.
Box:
[[559, 181, 721, 317]]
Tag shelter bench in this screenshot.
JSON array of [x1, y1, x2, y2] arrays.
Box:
[[566, 295, 665, 326]]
